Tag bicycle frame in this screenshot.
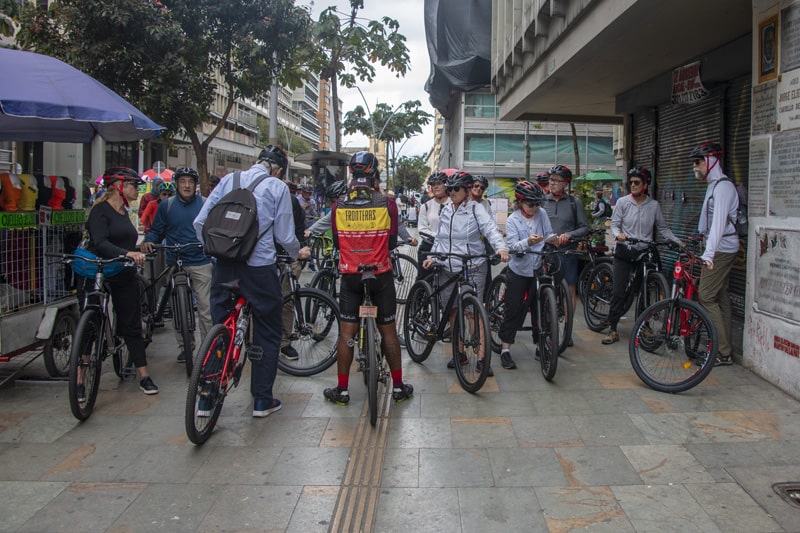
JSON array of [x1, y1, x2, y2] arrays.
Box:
[[202, 292, 251, 393], [670, 243, 705, 335], [424, 255, 484, 341], [619, 240, 665, 312]]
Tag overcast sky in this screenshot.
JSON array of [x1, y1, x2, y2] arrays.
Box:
[[306, 0, 435, 160]]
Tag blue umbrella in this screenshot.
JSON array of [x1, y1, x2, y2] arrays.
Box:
[[0, 48, 163, 143]]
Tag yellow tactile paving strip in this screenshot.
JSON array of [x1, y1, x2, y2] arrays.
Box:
[[329, 384, 392, 533]]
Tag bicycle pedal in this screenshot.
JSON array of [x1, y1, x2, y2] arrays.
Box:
[[121, 367, 137, 382], [246, 345, 264, 361]]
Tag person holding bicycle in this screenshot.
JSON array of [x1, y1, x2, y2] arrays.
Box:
[[692, 142, 739, 366], [141, 167, 212, 364], [602, 166, 682, 345], [323, 151, 414, 406], [194, 145, 310, 418], [498, 180, 556, 369], [417, 172, 451, 278], [83, 167, 157, 395], [278, 177, 306, 361], [543, 164, 589, 345], [422, 169, 509, 375]]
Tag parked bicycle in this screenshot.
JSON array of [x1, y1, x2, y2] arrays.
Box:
[[629, 237, 718, 392], [277, 254, 341, 377], [403, 252, 494, 392], [575, 227, 612, 303], [583, 237, 670, 332], [484, 248, 563, 381], [47, 252, 136, 421], [141, 242, 203, 377]]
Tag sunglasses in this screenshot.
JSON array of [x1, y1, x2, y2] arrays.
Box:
[[160, 191, 174, 196], [447, 186, 464, 193], [522, 200, 540, 207], [628, 180, 643, 186], [472, 184, 486, 191], [692, 158, 704, 165], [549, 178, 565, 184]]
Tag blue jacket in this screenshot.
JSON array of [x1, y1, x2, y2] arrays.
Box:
[[145, 194, 211, 266]]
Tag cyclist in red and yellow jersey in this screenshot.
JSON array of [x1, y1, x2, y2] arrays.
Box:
[[323, 151, 413, 406]]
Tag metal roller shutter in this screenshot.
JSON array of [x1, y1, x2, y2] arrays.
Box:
[[632, 108, 656, 171]]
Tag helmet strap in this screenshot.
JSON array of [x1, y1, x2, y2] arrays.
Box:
[[114, 181, 129, 207], [706, 155, 719, 174]]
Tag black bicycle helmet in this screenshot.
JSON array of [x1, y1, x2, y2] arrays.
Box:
[[174, 166, 199, 183], [535, 172, 550, 186], [445, 169, 474, 190], [548, 164, 573, 182], [473, 174, 489, 188], [349, 151, 380, 178], [326, 180, 347, 199], [689, 142, 723, 160], [514, 180, 545, 204], [258, 145, 288, 169], [628, 166, 652, 185], [102, 166, 142, 187], [427, 172, 445, 186]]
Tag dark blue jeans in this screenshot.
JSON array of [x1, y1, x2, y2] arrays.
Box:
[[211, 261, 281, 402]]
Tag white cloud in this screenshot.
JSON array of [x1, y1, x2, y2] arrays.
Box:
[[306, 1, 435, 161]]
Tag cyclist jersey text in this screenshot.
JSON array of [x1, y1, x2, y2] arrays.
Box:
[[333, 190, 392, 275]]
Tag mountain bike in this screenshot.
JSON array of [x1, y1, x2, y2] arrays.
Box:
[[583, 238, 670, 332], [47, 252, 136, 421], [484, 248, 562, 381], [404, 252, 494, 393], [276, 255, 341, 377], [141, 242, 203, 377], [629, 238, 718, 392], [353, 265, 390, 426], [185, 280, 254, 445]]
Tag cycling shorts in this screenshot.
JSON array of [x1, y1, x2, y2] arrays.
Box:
[[339, 270, 397, 324]]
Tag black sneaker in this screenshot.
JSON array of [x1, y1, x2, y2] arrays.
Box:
[[139, 376, 159, 395], [76, 383, 86, 402], [500, 351, 517, 369], [476, 359, 494, 377], [177, 351, 186, 363], [281, 345, 299, 361], [324, 387, 350, 405], [392, 383, 414, 402], [447, 352, 468, 369]]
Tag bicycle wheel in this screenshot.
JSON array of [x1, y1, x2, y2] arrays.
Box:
[[311, 236, 330, 265], [43, 310, 77, 377], [366, 319, 379, 426], [453, 292, 491, 393], [174, 284, 196, 377], [277, 288, 340, 377], [637, 271, 670, 317], [68, 310, 104, 421], [556, 278, 573, 354], [583, 262, 613, 332], [186, 324, 230, 445], [137, 274, 155, 347], [578, 257, 611, 303], [112, 336, 136, 381], [484, 273, 507, 354], [392, 253, 418, 304], [630, 298, 717, 393], [403, 281, 436, 363], [310, 269, 337, 299], [537, 286, 559, 382]]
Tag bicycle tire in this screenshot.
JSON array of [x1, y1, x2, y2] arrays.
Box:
[[392, 253, 418, 304], [175, 284, 196, 377], [403, 280, 436, 363], [453, 292, 491, 393], [484, 273, 507, 354], [310, 269, 337, 299], [137, 274, 155, 347], [112, 335, 136, 381], [578, 256, 611, 303], [277, 288, 340, 377], [43, 310, 77, 377], [630, 298, 718, 393], [186, 323, 230, 445], [637, 271, 670, 317], [556, 278, 573, 354], [583, 262, 613, 332], [538, 286, 559, 381], [68, 310, 104, 421], [366, 318, 379, 426]]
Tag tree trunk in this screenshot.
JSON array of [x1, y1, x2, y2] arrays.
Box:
[[330, 67, 340, 152]]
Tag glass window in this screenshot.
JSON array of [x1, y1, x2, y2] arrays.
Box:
[[464, 93, 498, 118]]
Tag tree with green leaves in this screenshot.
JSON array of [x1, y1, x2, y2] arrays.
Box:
[[309, 1, 410, 151], [342, 100, 431, 188], [17, 0, 313, 192], [393, 155, 429, 193]]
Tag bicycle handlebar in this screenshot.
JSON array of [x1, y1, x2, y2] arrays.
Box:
[[150, 242, 203, 252], [45, 252, 135, 268], [428, 251, 503, 266]]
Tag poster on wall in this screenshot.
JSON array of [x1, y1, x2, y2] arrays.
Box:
[[769, 128, 800, 216], [776, 67, 800, 131], [754, 228, 800, 324], [749, 137, 769, 218], [751, 82, 777, 136], [760, 14, 779, 83], [781, 4, 800, 72]]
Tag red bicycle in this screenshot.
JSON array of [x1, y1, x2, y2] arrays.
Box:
[[629, 237, 718, 392]]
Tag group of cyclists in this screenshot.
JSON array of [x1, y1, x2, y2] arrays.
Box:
[[77, 139, 735, 419]]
